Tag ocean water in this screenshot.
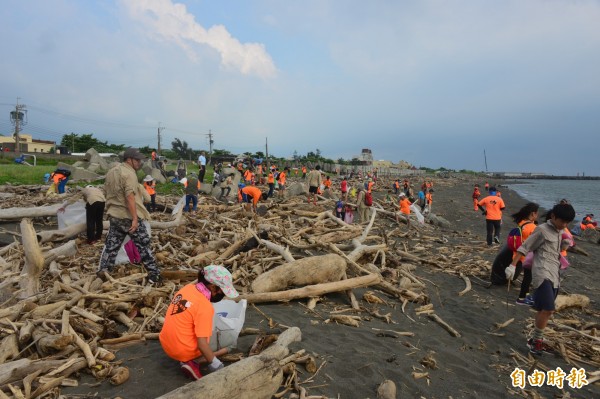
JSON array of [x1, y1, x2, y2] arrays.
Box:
[[505, 179, 599, 221]]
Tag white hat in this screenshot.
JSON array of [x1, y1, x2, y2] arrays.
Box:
[[143, 175, 154, 182], [399, 192, 406, 197]]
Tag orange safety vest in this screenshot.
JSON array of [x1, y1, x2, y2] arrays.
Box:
[[144, 181, 156, 196]]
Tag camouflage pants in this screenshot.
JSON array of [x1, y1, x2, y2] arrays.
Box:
[[98, 218, 159, 276]]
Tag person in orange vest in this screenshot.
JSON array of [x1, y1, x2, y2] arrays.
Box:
[[484, 181, 490, 192], [580, 214, 598, 231], [240, 185, 267, 213], [396, 192, 412, 231], [143, 175, 157, 212], [302, 165, 307, 179], [323, 176, 332, 192], [257, 164, 263, 176], [51, 169, 70, 194], [243, 169, 253, 184], [277, 167, 288, 199], [472, 184, 481, 211], [425, 189, 433, 214], [393, 180, 400, 195], [367, 178, 374, 193], [267, 169, 275, 198], [478, 186, 506, 245]]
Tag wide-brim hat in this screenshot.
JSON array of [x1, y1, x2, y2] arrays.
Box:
[[203, 265, 239, 298], [143, 175, 154, 182]]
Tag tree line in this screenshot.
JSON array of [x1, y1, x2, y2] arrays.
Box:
[[60, 133, 368, 166]]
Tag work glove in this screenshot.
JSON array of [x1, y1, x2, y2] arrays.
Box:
[[207, 357, 224, 372], [481, 210, 487, 216], [505, 265, 516, 281]]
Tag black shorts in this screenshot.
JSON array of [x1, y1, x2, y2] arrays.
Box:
[[309, 186, 318, 194], [532, 279, 559, 311]]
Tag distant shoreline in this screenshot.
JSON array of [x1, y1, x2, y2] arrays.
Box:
[[497, 176, 600, 180]]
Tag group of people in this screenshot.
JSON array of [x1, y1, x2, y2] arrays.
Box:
[[478, 181, 579, 356]]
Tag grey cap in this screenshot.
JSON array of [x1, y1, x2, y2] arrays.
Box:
[[123, 147, 146, 160]]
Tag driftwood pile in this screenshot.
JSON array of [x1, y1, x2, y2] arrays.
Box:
[[1, 175, 599, 397]]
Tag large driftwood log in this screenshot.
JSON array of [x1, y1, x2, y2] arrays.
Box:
[[0, 335, 19, 364], [0, 358, 66, 386], [157, 327, 302, 399], [43, 240, 78, 266], [252, 254, 347, 293], [37, 222, 86, 243], [19, 218, 45, 297], [149, 208, 185, 229], [242, 274, 381, 304], [555, 294, 590, 311], [0, 204, 62, 220]]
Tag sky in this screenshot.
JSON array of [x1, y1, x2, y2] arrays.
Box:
[[1, 0, 599, 176]]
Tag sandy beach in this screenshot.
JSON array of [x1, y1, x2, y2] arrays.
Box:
[[3, 175, 599, 399]]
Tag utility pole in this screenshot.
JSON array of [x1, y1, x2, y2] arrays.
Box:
[[483, 149, 488, 172], [265, 137, 269, 170], [10, 98, 27, 155], [157, 123, 164, 155], [206, 130, 214, 164]]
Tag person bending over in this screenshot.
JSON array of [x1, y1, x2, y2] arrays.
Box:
[[159, 265, 239, 380]]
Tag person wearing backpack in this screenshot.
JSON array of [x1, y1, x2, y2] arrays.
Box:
[[506, 203, 539, 305], [477, 186, 506, 246], [51, 169, 71, 194]]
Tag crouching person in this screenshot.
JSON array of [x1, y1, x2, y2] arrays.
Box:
[[159, 265, 239, 380]]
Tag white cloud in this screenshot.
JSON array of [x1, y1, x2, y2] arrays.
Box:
[[120, 0, 277, 78]]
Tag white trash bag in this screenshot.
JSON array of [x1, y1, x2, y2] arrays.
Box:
[[210, 299, 247, 351], [410, 203, 425, 224], [57, 200, 86, 229]]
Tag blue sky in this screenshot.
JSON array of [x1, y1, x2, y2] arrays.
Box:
[[1, 0, 599, 176]]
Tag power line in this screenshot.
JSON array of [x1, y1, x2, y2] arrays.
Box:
[[27, 105, 152, 130]]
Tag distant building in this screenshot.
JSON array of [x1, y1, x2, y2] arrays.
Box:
[[491, 172, 547, 177], [0, 133, 55, 153], [356, 148, 373, 164]]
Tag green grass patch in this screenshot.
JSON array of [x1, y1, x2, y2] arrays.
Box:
[[0, 164, 54, 185]]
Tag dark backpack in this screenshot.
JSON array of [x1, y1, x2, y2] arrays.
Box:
[[506, 222, 532, 252], [364, 192, 373, 206], [53, 168, 71, 178]]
